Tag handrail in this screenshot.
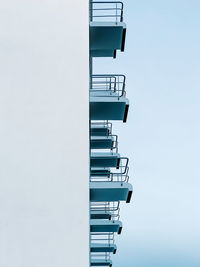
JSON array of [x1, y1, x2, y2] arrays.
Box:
[[111, 134, 118, 152], [90, 165, 129, 183], [118, 157, 129, 174], [91, 201, 120, 212], [90, 252, 111, 262], [90, 156, 129, 173], [91, 121, 113, 136], [90, 173, 129, 183], [91, 74, 126, 97], [90, 134, 118, 153], [90, 1, 124, 22], [91, 202, 120, 223]]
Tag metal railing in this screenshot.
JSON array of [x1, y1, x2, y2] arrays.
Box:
[[91, 201, 120, 212], [110, 134, 118, 152], [90, 134, 118, 152], [91, 232, 115, 244], [91, 201, 120, 221], [90, 252, 111, 262], [90, 165, 129, 183], [90, 202, 119, 263], [90, 233, 115, 264], [91, 74, 126, 97], [91, 121, 113, 136], [91, 156, 128, 173], [90, 1, 124, 23]]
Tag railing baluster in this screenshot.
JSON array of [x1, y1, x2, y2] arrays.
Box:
[[91, 2, 123, 23]]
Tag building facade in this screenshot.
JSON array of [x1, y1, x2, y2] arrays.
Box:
[[0, 1, 132, 266], [0, 1, 89, 266], [89, 1, 132, 266]]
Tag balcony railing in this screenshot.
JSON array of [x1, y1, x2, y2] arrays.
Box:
[[91, 201, 120, 220], [91, 134, 118, 152], [90, 252, 111, 264], [90, 156, 129, 178], [90, 1, 124, 23], [90, 166, 129, 183], [91, 201, 120, 212], [91, 121, 113, 137], [91, 232, 115, 245], [91, 74, 126, 97]]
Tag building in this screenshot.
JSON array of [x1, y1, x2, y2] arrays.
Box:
[[89, 1, 132, 266], [0, 1, 132, 266]]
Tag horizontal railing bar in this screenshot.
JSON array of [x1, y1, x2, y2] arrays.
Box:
[[92, 74, 125, 77], [90, 1, 124, 22], [92, 1, 123, 4], [92, 15, 121, 18], [92, 8, 122, 11]]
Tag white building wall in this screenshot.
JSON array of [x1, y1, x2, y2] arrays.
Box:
[[0, 1, 89, 266]]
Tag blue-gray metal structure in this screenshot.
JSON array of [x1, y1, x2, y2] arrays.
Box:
[[89, 1, 132, 266]]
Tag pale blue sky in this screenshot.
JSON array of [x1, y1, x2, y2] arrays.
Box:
[[94, 1, 200, 266]]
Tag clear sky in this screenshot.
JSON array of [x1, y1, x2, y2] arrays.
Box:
[[94, 1, 200, 266]]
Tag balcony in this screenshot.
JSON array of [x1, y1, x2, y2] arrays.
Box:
[[91, 211, 112, 220], [91, 122, 112, 137], [91, 243, 117, 254], [90, 181, 132, 203], [90, 152, 121, 168], [90, 75, 129, 122], [90, 1, 126, 58], [91, 168, 111, 177], [90, 165, 133, 203], [91, 259, 112, 266], [90, 219, 122, 234], [90, 205, 119, 263], [91, 231, 117, 254], [90, 135, 117, 150]]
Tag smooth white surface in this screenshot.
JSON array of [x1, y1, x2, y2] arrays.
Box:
[[0, 1, 89, 266]]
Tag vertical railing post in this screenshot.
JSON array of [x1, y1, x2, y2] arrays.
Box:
[[118, 76, 120, 95], [90, 1, 93, 22], [121, 2, 123, 22], [122, 75, 126, 96], [114, 77, 116, 92], [116, 3, 117, 24]]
